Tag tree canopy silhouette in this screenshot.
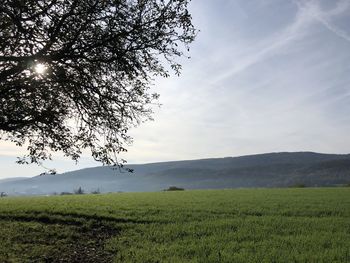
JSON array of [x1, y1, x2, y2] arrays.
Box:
[[0, 0, 196, 167]]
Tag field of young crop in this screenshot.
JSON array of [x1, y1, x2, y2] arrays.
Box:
[[0, 188, 349, 262]]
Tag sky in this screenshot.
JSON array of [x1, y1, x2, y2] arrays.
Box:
[[1, 0, 350, 179]]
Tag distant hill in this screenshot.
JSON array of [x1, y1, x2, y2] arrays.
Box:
[[1, 152, 350, 195], [0, 177, 28, 183]]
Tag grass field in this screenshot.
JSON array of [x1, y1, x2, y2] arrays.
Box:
[[0, 188, 349, 262]]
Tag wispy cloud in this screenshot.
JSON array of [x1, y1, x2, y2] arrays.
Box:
[[215, 0, 350, 84], [213, 2, 312, 83], [297, 0, 350, 42]]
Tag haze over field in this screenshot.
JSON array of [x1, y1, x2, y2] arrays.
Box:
[[1, 0, 350, 178], [1, 152, 350, 196]]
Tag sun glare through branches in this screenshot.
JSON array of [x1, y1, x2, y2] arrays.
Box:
[[34, 63, 46, 74]]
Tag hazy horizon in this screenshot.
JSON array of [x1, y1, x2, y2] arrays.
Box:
[[2, 150, 350, 180]]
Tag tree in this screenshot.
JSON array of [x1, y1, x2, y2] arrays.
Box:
[[0, 0, 196, 168], [74, 186, 84, 195]]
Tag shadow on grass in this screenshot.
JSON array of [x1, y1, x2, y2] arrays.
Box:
[[0, 211, 153, 263], [0, 211, 152, 226]]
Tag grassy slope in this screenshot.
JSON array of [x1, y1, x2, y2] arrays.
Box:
[[0, 188, 349, 262]]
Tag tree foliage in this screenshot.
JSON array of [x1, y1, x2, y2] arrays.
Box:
[[0, 0, 196, 167]]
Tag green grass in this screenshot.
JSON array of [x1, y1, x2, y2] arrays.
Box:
[[0, 188, 349, 262]]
